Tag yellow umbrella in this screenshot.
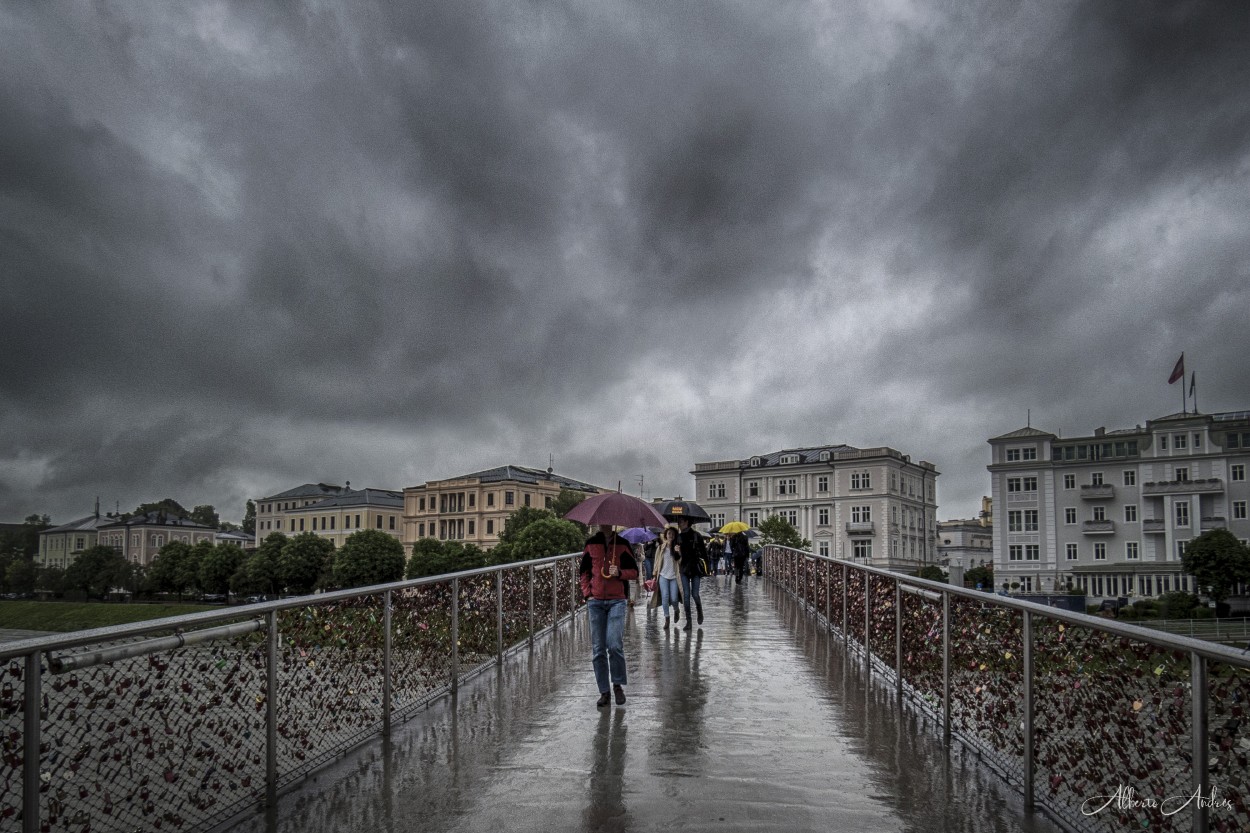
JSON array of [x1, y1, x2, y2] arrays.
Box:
[[719, 521, 750, 535]]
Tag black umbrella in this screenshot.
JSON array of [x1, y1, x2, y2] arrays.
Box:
[[657, 499, 711, 524]]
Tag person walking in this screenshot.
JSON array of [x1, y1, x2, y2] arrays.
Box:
[[675, 517, 706, 630], [730, 531, 750, 583], [642, 536, 657, 582], [580, 525, 638, 707], [647, 525, 683, 630]]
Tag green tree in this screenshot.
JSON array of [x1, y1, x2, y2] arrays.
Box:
[[1, 515, 52, 558], [63, 545, 131, 599], [964, 564, 994, 591], [758, 515, 810, 550], [36, 565, 67, 597], [190, 505, 221, 528], [279, 532, 335, 595], [1155, 591, 1200, 619], [914, 565, 947, 583], [147, 540, 202, 599], [6, 556, 38, 594], [1181, 528, 1250, 615], [406, 539, 456, 578], [551, 489, 588, 520], [498, 507, 554, 544], [199, 542, 247, 598], [248, 532, 288, 597], [131, 499, 189, 520], [334, 529, 405, 589], [497, 518, 584, 564], [242, 500, 257, 536]]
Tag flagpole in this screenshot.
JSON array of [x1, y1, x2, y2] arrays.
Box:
[[1191, 372, 1198, 414]]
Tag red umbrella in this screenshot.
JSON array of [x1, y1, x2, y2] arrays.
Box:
[[563, 492, 667, 529]]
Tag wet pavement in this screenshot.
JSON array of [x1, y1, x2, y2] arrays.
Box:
[[226, 575, 1064, 833]]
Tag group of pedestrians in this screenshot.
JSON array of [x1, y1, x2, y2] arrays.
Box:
[[578, 517, 756, 708]]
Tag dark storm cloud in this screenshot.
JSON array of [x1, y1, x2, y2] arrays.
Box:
[[2, 0, 1248, 523]]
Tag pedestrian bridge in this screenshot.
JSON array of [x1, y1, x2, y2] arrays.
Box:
[[3, 550, 1248, 833]]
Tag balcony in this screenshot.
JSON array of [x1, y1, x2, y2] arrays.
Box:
[[1142, 519, 1165, 534], [1082, 520, 1116, 535], [846, 521, 875, 535], [1142, 478, 1224, 496], [1202, 516, 1227, 526], [1080, 484, 1115, 500]]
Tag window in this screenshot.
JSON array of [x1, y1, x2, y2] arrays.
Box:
[[777, 478, 797, 496], [524, 493, 531, 507], [1025, 545, 1039, 561], [1093, 506, 1106, 522], [1066, 543, 1078, 561], [419, 523, 425, 537], [1024, 510, 1038, 531], [330, 517, 336, 530], [1064, 474, 1076, 490], [469, 494, 475, 508], [1176, 541, 1188, 561], [851, 472, 872, 490], [299, 519, 305, 531], [747, 481, 759, 498], [1007, 449, 1020, 462], [852, 540, 872, 559], [711, 513, 725, 528], [1124, 505, 1138, 522], [1123, 470, 1136, 486], [389, 516, 396, 530], [376, 516, 383, 529], [1174, 433, 1187, 450], [818, 508, 829, 525], [1006, 476, 1038, 493], [1008, 511, 1023, 532], [1175, 467, 1189, 482], [852, 505, 872, 523], [1023, 447, 1037, 461], [487, 493, 495, 507], [1232, 464, 1245, 482], [1193, 433, 1202, 448], [355, 514, 361, 528], [468, 521, 475, 535], [817, 476, 829, 493], [1175, 503, 1190, 527], [1091, 472, 1103, 486], [1160, 435, 1168, 450], [1233, 501, 1247, 520], [780, 454, 799, 464], [1126, 542, 1139, 560], [505, 491, 515, 506], [1093, 542, 1107, 561], [818, 541, 830, 557], [747, 511, 760, 527], [1064, 507, 1077, 524], [419, 497, 425, 511], [486, 520, 494, 535]]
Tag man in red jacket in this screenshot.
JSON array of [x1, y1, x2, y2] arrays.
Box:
[[579, 525, 638, 707]]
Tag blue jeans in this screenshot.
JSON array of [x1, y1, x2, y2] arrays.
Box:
[[643, 557, 655, 581], [680, 574, 701, 614], [658, 576, 680, 619], [587, 598, 627, 693]]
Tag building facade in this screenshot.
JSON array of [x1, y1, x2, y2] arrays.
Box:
[[283, 488, 404, 549], [96, 512, 218, 567], [37, 514, 110, 569], [253, 483, 355, 542], [403, 466, 602, 551], [693, 445, 940, 572], [937, 515, 994, 571], [987, 410, 1250, 601]]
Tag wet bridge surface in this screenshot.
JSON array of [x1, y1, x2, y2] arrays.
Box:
[[227, 576, 1063, 833]]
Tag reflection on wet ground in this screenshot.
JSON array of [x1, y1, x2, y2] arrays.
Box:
[[225, 575, 1064, 833]]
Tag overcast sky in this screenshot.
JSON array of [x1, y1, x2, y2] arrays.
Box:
[[3, 1, 1249, 528]]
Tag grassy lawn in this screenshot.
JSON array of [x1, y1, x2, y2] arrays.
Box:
[[0, 600, 223, 633]]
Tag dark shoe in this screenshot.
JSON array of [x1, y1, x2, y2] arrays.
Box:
[[695, 599, 704, 625], [683, 619, 692, 631], [663, 616, 670, 630], [596, 692, 611, 708], [613, 685, 626, 705]]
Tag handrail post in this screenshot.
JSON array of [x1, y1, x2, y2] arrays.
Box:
[[528, 565, 536, 646], [383, 589, 392, 735], [266, 610, 278, 807], [552, 563, 559, 629], [496, 570, 504, 662], [825, 561, 831, 628], [942, 591, 951, 746], [23, 651, 41, 833], [894, 579, 903, 700], [1023, 610, 1034, 812], [864, 571, 871, 674], [1192, 652, 1209, 833], [451, 577, 460, 694], [841, 562, 848, 642]]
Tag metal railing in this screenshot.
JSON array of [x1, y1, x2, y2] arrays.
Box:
[[1134, 618, 1250, 644], [763, 545, 1250, 833], [0, 552, 584, 833]]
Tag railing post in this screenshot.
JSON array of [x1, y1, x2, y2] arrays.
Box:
[[1192, 652, 1209, 833], [825, 562, 831, 627], [942, 591, 951, 746], [1023, 610, 1034, 812], [894, 579, 903, 700], [864, 572, 871, 675], [528, 565, 536, 646], [266, 610, 278, 806], [552, 563, 559, 628], [383, 589, 392, 734], [23, 651, 41, 833], [451, 577, 460, 694], [496, 570, 504, 662], [841, 562, 848, 642]]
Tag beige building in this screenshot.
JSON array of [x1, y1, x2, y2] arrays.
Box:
[[284, 488, 404, 549], [694, 445, 940, 572], [252, 483, 354, 542], [37, 514, 109, 569], [403, 466, 602, 551], [987, 409, 1250, 600], [96, 511, 217, 567]]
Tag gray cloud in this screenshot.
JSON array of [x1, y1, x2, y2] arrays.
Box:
[[3, 0, 1248, 525]]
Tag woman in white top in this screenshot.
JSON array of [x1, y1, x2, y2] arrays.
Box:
[[648, 525, 683, 629]]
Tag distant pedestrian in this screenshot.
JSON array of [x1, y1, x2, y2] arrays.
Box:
[[647, 525, 683, 630], [675, 517, 707, 630], [708, 536, 724, 575], [730, 531, 750, 583], [580, 525, 638, 707], [642, 537, 657, 582]]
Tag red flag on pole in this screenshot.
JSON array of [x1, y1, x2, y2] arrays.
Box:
[[1168, 354, 1184, 384]]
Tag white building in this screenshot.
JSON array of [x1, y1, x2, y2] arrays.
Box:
[[987, 410, 1250, 601], [693, 445, 939, 572]]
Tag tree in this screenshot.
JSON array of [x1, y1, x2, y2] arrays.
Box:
[[199, 543, 247, 598], [964, 564, 994, 591], [131, 499, 189, 520], [498, 507, 554, 545], [242, 500, 257, 536], [1181, 528, 1250, 615], [247, 532, 287, 597], [914, 565, 947, 583], [551, 489, 588, 520], [334, 529, 405, 589], [36, 566, 67, 597], [63, 545, 131, 599], [758, 515, 810, 550], [278, 532, 335, 595], [190, 505, 221, 528], [147, 541, 199, 599], [1, 515, 52, 558], [406, 539, 456, 579], [5, 556, 38, 595], [496, 518, 584, 564]]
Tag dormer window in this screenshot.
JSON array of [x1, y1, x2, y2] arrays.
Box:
[[750, 457, 762, 467], [780, 454, 799, 465], [819, 451, 831, 462]]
